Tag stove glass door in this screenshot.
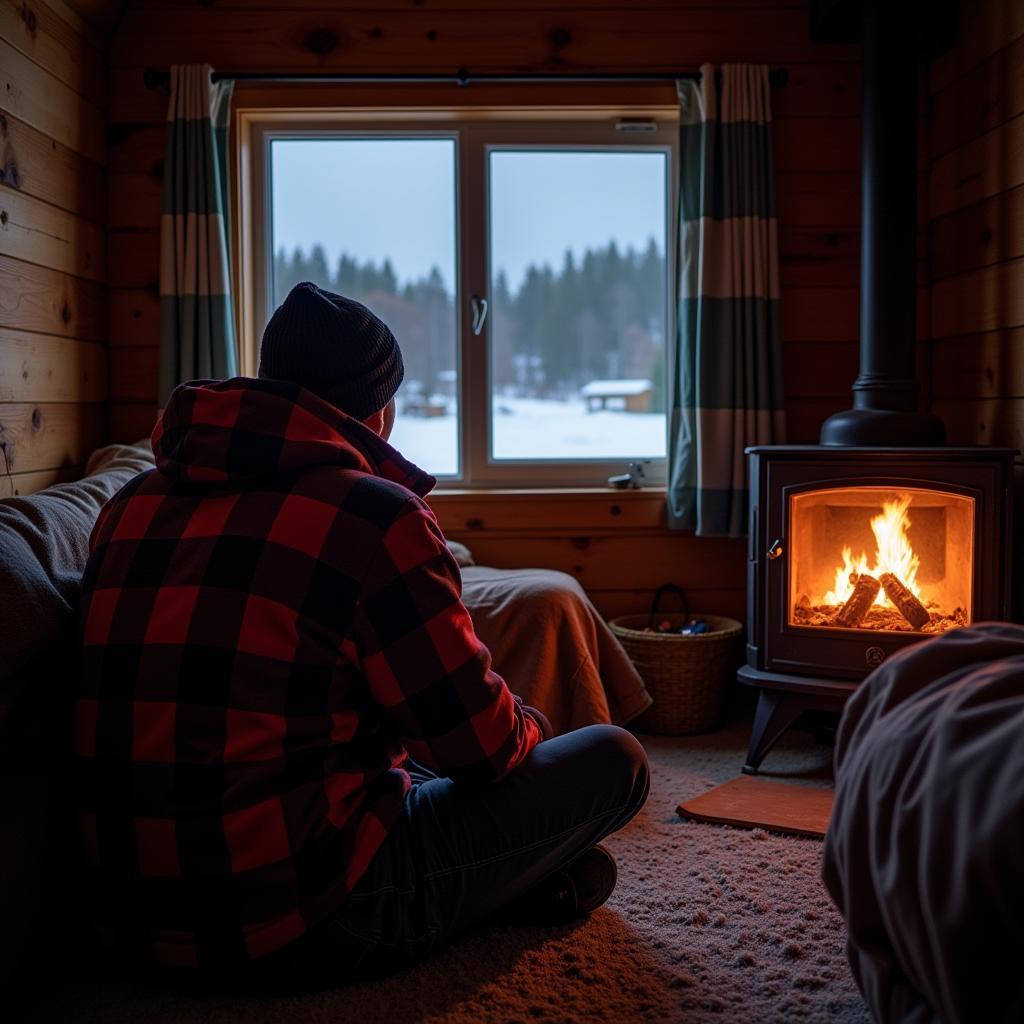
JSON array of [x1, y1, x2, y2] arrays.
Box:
[[788, 486, 974, 634]]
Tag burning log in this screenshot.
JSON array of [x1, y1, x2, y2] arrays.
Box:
[[833, 574, 881, 628], [880, 572, 931, 629]]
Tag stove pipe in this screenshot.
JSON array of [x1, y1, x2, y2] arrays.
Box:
[[819, 0, 946, 446]]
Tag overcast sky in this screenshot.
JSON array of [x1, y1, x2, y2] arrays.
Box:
[[271, 139, 667, 293]]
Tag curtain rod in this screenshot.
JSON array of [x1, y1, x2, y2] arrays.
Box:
[[142, 67, 789, 90]]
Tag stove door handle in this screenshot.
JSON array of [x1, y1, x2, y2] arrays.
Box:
[[766, 539, 784, 560]]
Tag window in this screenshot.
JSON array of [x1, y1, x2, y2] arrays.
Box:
[[241, 111, 675, 488]]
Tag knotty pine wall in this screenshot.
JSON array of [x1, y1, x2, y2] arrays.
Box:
[[926, 0, 1024, 613], [928, 0, 1023, 453], [99, 0, 871, 620], [0, 0, 122, 496]]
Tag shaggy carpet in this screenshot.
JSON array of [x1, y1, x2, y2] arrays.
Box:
[[11, 721, 869, 1024]]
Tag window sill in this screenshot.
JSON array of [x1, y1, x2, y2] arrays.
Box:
[[427, 486, 670, 534]]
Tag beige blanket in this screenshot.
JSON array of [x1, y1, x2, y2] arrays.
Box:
[[460, 565, 652, 735]]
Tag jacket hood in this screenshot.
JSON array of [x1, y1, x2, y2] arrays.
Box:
[[152, 377, 434, 497]]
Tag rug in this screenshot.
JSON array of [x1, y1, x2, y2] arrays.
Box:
[[677, 776, 834, 838], [10, 720, 869, 1024]]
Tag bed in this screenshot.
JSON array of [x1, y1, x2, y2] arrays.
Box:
[[456, 558, 652, 734]]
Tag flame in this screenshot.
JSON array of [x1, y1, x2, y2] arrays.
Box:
[[823, 494, 921, 607]]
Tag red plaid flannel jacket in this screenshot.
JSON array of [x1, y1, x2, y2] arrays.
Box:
[[74, 377, 541, 969]]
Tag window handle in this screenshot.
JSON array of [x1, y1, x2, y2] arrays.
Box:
[[470, 295, 488, 335]]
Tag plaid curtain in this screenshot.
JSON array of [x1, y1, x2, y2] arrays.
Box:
[[159, 65, 237, 406], [667, 63, 786, 537]]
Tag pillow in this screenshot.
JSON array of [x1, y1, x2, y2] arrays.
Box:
[[446, 539, 475, 567]]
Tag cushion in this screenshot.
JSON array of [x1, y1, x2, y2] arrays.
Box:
[[822, 623, 1024, 1024], [445, 539, 475, 567]]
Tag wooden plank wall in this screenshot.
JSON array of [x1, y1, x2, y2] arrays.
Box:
[[104, 0, 865, 619], [926, 0, 1024, 610], [0, 0, 117, 496], [928, 0, 1024, 446]]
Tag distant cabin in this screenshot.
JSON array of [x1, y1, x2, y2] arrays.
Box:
[[580, 379, 654, 413]]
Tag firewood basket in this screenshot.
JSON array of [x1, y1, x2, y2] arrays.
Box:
[[610, 586, 742, 735]]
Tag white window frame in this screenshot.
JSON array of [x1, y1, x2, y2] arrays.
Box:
[[237, 106, 677, 490]]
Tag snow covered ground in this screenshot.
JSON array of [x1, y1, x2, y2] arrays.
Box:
[[389, 395, 666, 476]]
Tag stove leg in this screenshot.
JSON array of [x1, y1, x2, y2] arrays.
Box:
[[741, 691, 816, 775]]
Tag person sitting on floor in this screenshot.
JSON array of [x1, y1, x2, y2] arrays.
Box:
[[73, 281, 650, 986]]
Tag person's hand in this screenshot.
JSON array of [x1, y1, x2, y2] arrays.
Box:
[[522, 705, 554, 741]]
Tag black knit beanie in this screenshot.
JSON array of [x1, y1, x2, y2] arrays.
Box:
[[258, 282, 404, 419]]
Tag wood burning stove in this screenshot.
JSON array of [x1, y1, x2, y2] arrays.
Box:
[[738, 1, 1016, 773], [740, 445, 1014, 773], [741, 446, 1014, 772]]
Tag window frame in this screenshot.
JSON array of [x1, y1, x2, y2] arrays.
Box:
[[236, 101, 677, 490]]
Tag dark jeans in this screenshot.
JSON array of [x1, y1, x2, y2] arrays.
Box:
[[279, 724, 650, 986]]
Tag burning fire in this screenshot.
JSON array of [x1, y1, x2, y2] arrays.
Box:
[[823, 494, 921, 608], [791, 486, 971, 635]]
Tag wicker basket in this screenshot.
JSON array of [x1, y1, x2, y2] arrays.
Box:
[[610, 586, 743, 735]]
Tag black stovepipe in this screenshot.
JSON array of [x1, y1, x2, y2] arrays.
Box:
[[820, 0, 946, 446]]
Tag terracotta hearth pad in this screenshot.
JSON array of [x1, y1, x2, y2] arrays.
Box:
[[677, 776, 833, 839]]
